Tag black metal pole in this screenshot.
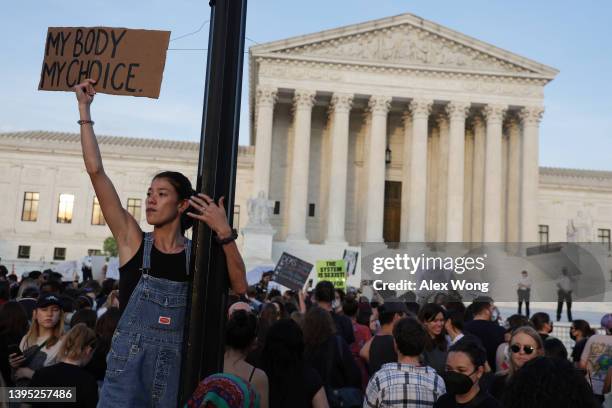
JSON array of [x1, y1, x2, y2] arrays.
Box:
[[179, 0, 247, 404]]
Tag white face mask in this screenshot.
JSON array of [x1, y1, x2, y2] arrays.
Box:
[[332, 299, 340, 310]]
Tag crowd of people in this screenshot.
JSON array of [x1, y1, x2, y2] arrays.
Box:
[[1, 264, 611, 407], [1, 78, 610, 407]]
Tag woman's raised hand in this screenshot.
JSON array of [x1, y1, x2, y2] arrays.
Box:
[[74, 78, 97, 106], [187, 193, 233, 238]]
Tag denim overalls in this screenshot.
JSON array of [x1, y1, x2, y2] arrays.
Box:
[[98, 232, 191, 408]]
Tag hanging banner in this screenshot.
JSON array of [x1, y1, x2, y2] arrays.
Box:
[[39, 27, 170, 98]]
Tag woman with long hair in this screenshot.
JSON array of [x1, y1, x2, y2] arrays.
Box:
[[302, 306, 360, 404], [263, 319, 328, 408], [8, 294, 65, 385], [418, 303, 448, 374], [490, 326, 544, 400], [0, 302, 29, 386], [223, 310, 269, 407], [30, 323, 99, 408], [569, 319, 595, 365], [73, 79, 247, 407]]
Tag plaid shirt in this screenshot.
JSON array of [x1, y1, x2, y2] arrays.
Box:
[[364, 363, 445, 408]]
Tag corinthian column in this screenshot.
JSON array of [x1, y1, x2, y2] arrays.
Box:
[[483, 104, 506, 242], [506, 115, 521, 242], [446, 101, 470, 242], [471, 115, 485, 242], [400, 111, 412, 242], [286, 89, 316, 243], [325, 93, 353, 244], [408, 98, 433, 242], [436, 114, 449, 242], [520, 106, 544, 243], [365, 95, 391, 242], [252, 85, 277, 198]]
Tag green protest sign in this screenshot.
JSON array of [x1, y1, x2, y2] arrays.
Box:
[[316, 260, 346, 290]]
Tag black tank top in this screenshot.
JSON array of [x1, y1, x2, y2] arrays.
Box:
[[118, 233, 187, 314], [368, 335, 397, 375]]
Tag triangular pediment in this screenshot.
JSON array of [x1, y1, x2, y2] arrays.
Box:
[[251, 13, 558, 79]]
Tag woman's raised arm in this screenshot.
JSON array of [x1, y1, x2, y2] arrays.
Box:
[[76, 79, 142, 262]]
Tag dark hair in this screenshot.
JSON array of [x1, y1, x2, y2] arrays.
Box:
[[418, 303, 447, 352], [530, 312, 551, 331], [257, 303, 280, 346], [0, 281, 9, 301], [96, 307, 121, 342], [469, 297, 494, 316], [153, 171, 195, 233], [506, 314, 531, 332], [544, 338, 568, 360], [302, 306, 336, 349], [571, 319, 595, 337], [356, 303, 372, 326], [445, 309, 465, 332], [22, 287, 39, 299], [266, 289, 281, 301], [449, 337, 487, 368], [502, 357, 599, 408], [40, 280, 62, 295], [82, 280, 102, 296], [334, 288, 345, 303], [70, 309, 97, 330], [0, 301, 28, 338], [393, 317, 427, 357], [59, 295, 75, 313], [225, 310, 257, 351], [342, 296, 359, 318], [378, 308, 399, 326], [0, 265, 8, 277], [262, 319, 307, 405], [314, 281, 334, 303], [75, 295, 93, 310], [28, 271, 42, 280], [101, 279, 117, 296]]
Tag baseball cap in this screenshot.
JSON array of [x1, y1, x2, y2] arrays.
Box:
[[36, 293, 62, 309]]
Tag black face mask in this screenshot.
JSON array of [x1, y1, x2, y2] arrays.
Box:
[[570, 333, 576, 341], [443, 370, 477, 395]]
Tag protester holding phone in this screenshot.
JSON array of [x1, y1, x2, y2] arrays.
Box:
[[0, 302, 29, 386], [73, 79, 248, 407], [8, 294, 65, 386]]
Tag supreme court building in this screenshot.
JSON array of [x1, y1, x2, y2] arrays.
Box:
[[2, 13, 612, 277]]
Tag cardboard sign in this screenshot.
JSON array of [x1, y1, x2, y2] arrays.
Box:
[[343, 250, 359, 276], [316, 260, 347, 291], [39, 27, 170, 98], [272, 252, 313, 292]]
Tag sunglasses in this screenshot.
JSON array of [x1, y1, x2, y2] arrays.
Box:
[[510, 344, 536, 354]]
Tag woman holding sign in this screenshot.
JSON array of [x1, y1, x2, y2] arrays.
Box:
[[74, 79, 248, 407]]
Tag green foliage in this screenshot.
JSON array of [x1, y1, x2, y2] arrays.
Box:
[[103, 236, 118, 257]]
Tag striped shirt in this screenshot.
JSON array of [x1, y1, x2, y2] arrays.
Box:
[[364, 363, 446, 408]]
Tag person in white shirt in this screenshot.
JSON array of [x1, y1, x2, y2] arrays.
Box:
[[517, 271, 532, 317], [556, 267, 573, 322]]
